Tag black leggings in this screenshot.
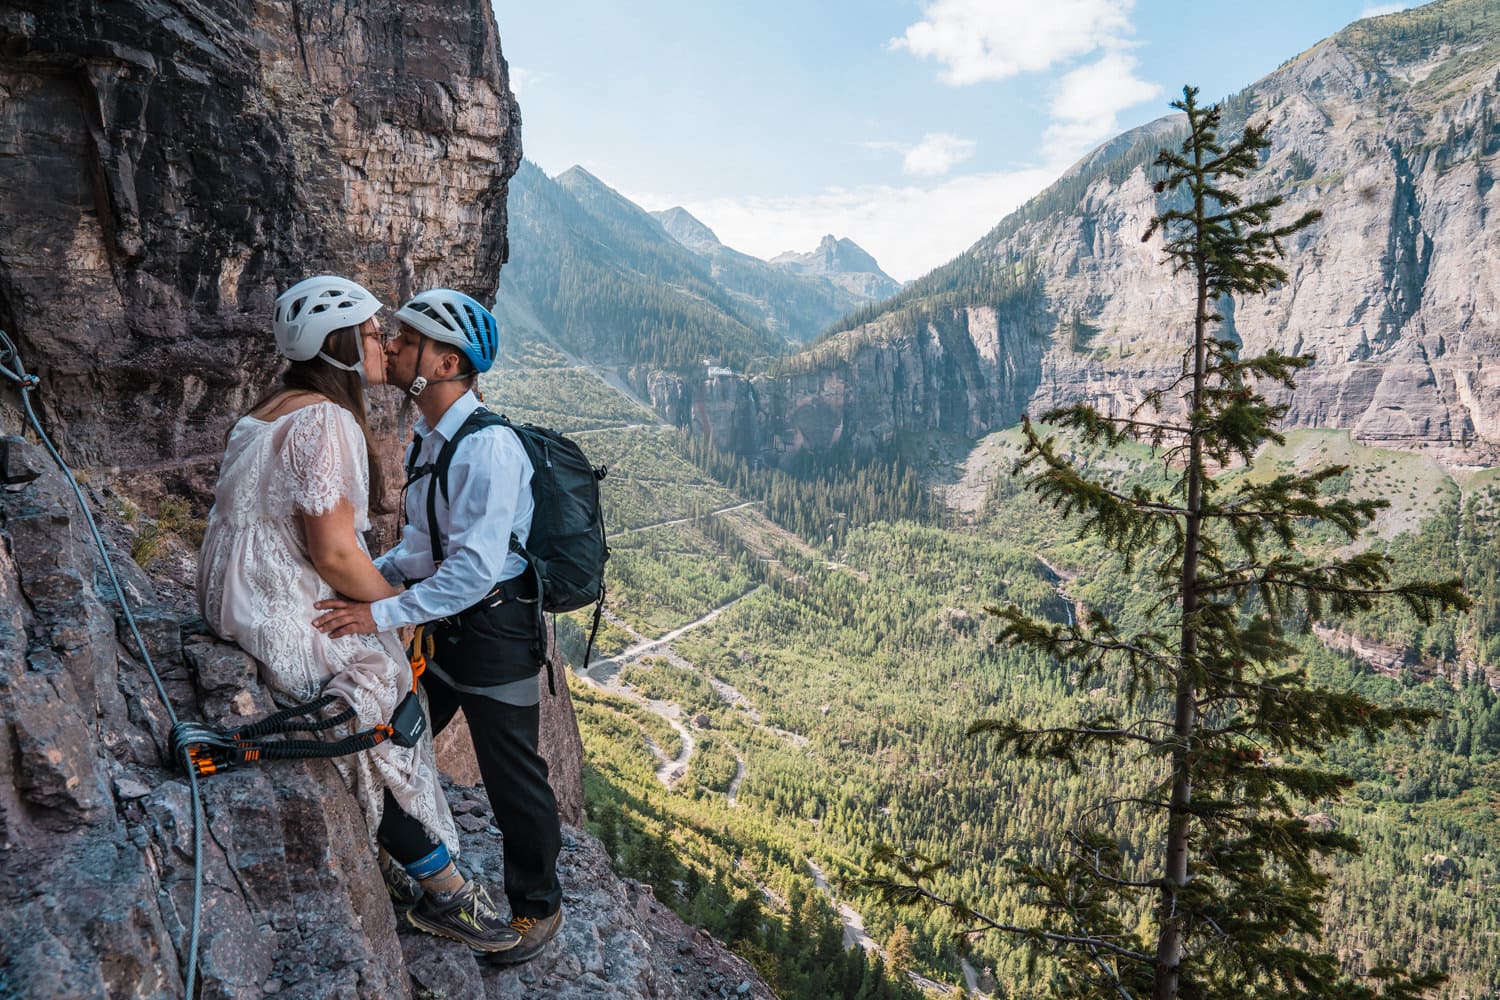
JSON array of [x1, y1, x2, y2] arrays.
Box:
[[376, 789, 441, 866]]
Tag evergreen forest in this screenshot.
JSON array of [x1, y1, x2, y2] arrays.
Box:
[[480, 334, 1500, 999]]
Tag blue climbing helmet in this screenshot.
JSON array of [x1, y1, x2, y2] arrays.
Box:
[[394, 289, 499, 374]]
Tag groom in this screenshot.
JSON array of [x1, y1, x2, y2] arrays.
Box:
[[313, 288, 564, 964]]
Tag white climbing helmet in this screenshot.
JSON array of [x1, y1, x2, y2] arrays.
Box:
[[273, 275, 384, 366]]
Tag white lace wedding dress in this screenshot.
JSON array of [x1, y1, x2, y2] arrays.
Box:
[[197, 401, 458, 853]]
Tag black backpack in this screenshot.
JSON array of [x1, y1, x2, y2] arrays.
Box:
[[405, 407, 609, 676]]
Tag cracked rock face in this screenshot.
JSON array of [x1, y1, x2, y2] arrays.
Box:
[[0, 435, 774, 999], [0, 0, 521, 476]]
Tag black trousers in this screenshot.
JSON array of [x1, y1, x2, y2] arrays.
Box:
[[424, 670, 563, 920]]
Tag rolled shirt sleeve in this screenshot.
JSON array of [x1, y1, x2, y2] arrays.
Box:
[[370, 425, 533, 632]]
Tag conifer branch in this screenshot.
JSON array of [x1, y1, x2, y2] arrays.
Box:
[[859, 847, 1155, 965], [965, 84, 1454, 1000]]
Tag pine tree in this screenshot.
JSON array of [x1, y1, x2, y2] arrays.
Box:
[[884, 925, 915, 974], [864, 87, 1468, 999]]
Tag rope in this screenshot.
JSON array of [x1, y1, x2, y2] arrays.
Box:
[[0, 330, 205, 998], [170, 628, 429, 775]]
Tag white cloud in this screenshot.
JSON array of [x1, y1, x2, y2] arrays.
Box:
[[1359, 2, 1416, 18], [901, 133, 977, 176], [891, 0, 1136, 86], [1043, 52, 1162, 162], [629, 168, 1058, 283], [509, 67, 546, 96]]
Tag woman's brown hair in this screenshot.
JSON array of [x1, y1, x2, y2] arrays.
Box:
[[244, 325, 390, 515]]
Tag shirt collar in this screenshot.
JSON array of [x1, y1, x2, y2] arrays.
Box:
[[414, 390, 483, 443]]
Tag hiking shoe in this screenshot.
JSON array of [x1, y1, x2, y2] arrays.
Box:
[[380, 857, 423, 914], [485, 907, 565, 965], [405, 880, 521, 953]]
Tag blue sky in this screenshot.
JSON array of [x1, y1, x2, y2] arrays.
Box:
[[494, 0, 1420, 281]]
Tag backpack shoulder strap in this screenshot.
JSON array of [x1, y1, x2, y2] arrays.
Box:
[[402, 430, 427, 486], [424, 407, 508, 563]]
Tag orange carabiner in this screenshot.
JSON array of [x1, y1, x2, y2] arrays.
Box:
[[407, 624, 429, 689]]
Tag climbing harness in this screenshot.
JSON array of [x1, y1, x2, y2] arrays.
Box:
[[0, 329, 206, 997], [171, 626, 431, 776], [0, 329, 437, 998]]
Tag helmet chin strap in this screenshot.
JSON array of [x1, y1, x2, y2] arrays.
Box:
[[405, 336, 473, 398], [318, 334, 369, 389], [315, 334, 370, 419], [407, 336, 429, 397]]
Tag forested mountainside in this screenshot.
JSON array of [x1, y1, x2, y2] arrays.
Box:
[[494, 345, 1500, 1000], [495, 161, 774, 369], [643, 0, 1500, 467], [493, 161, 899, 368]]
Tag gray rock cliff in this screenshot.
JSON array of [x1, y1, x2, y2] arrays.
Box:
[[649, 1, 1500, 466], [0, 0, 521, 475]]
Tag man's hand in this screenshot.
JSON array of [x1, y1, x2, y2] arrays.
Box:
[[313, 598, 378, 639]]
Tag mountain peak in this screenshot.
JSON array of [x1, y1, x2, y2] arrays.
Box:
[[770, 235, 888, 281], [556, 164, 603, 186], [652, 206, 723, 253]]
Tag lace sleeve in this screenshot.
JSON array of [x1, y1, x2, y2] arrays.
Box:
[[282, 403, 370, 520]]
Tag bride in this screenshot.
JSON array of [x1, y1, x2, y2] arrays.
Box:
[[196, 275, 518, 953]]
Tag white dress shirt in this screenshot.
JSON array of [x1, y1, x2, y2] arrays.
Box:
[[371, 391, 533, 632]]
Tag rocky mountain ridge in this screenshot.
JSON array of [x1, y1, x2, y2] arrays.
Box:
[[495, 162, 776, 369], [768, 235, 900, 301], [653, 206, 726, 256], [642, 0, 1500, 468]]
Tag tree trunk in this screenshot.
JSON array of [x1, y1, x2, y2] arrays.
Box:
[[1153, 118, 1211, 1000]]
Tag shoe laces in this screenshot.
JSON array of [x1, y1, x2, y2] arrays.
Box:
[[458, 881, 501, 922], [510, 915, 539, 934]]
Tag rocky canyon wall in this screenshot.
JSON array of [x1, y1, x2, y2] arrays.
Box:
[[644, 17, 1500, 468], [633, 297, 1050, 462], [0, 0, 520, 473]]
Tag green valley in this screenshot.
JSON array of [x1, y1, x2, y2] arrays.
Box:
[[481, 348, 1500, 1000]]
